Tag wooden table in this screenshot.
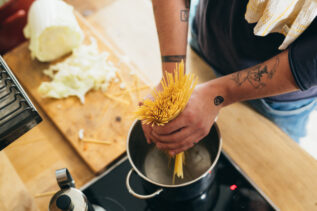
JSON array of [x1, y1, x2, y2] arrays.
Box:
[[2, 0, 317, 210]]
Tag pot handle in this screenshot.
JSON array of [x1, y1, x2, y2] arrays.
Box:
[[126, 169, 163, 199]]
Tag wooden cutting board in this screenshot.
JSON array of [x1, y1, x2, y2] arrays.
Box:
[[4, 14, 151, 174]]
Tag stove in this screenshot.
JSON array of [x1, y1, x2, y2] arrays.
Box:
[[82, 151, 279, 211]]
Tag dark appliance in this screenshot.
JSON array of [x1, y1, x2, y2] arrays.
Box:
[[82, 151, 279, 211]]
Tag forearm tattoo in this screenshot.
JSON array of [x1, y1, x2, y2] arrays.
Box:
[[180, 0, 190, 22], [180, 10, 189, 22], [214, 96, 224, 106], [161, 55, 186, 63], [231, 57, 279, 89]]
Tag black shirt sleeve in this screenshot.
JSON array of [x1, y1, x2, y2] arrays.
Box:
[[288, 20, 317, 90]]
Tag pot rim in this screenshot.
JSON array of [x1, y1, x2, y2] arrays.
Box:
[[126, 119, 222, 188]]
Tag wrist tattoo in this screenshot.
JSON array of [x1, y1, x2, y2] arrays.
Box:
[[214, 96, 224, 106], [180, 10, 189, 22], [161, 55, 186, 63], [231, 57, 279, 89]]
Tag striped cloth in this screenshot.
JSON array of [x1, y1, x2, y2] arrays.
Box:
[[245, 0, 317, 50]]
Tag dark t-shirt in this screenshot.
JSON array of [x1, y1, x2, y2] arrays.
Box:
[[194, 0, 317, 102]]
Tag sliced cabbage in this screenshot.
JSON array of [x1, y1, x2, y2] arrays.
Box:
[[24, 0, 84, 62], [38, 38, 118, 103]]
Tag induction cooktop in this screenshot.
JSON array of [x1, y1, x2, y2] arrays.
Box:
[[81, 151, 279, 211]]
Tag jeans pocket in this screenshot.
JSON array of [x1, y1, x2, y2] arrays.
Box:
[[260, 98, 317, 117]]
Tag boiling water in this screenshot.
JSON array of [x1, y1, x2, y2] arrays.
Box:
[[144, 144, 211, 185]]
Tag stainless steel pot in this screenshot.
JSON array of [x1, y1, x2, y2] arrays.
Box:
[[126, 120, 222, 201]]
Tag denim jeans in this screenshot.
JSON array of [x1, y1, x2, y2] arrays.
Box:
[[247, 99, 316, 142], [188, 0, 317, 142]]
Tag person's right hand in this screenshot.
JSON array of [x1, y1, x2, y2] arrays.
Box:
[[145, 82, 223, 156]]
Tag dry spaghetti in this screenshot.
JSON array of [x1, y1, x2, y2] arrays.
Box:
[[136, 60, 197, 181]]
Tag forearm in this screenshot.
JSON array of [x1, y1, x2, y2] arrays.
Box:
[[152, 0, 190, 74], [205, 50, 299, 107]]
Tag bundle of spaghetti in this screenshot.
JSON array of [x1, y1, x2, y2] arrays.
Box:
[[136, 60, 197, 181]]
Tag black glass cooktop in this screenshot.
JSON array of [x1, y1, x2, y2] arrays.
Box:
[[82, 152, 278, 211]]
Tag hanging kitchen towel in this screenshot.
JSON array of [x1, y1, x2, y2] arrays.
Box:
[[245, 0, 317, 50]]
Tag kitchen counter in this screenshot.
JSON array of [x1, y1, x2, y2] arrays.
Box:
[[2, 0, 317, 210]]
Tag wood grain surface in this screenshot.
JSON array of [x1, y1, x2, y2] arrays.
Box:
[[4, 14, 151, 173], [4, 105, 94, 210], [87, 0, 162, 85], [65, 0, 116, 17], [0, 152, 38, 211], [218, 103, 317, 211]]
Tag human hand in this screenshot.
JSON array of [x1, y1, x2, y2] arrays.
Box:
[[139, 83, 163, 144], [148, 81, 225, 155]]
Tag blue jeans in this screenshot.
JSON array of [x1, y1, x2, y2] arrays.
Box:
[[247, 99, 316, 142], [188, 0, 317, 142]]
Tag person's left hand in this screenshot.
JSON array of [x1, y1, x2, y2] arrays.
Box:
[[148, 81, 225, 155]]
